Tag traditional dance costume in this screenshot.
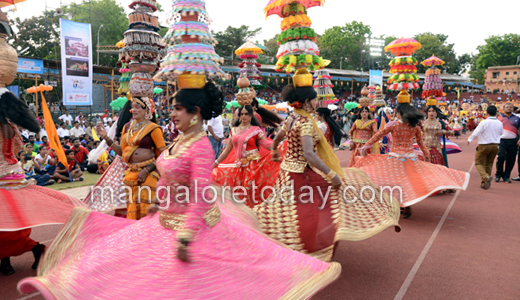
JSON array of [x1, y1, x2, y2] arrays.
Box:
[[18, 126, 341, 300], [422, 119, 454, 166], [254, 69, 400, 262], [348, 119, 378, 167], [120, 119, 166, 220], [212, 78, 281, 208], [212, 125, 280, 207], [354, 92, 470, 207]]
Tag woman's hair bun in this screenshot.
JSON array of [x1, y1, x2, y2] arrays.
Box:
[[202, 81, 224, 120], [281, 84, 298, 104]]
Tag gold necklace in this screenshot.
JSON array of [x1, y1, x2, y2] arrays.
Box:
[[127, 120, 148, 146], [166, 130, 206, 160]]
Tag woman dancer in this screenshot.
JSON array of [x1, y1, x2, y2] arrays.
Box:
[[212, 78, 281, 208], [348, 106, 379, 167], [0, 88, 83, 276], [254, 69, 400, 262], [316, 107, 345, 148], [212, 106, 279, 208], [96, 97, 166, 220], [18, 78, 341, 299], [423, 98, 455, 166], [355, 91, 470, 218]]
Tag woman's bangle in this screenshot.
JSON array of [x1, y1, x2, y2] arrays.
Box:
[[214, 160, 219, 165], [146, 164, 156, 172], [326, 170, 337, 180], [179, 238, 190, 246], [271, 148, 279, 153]]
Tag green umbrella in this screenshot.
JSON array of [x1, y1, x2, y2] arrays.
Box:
[[257, 98, 268, 105], [153, 88, 163, 95], [109, 97, 128, 111]]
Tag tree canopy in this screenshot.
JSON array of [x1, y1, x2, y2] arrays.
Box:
[[212, 25, 262, 59], [8, 0, 128, 67]]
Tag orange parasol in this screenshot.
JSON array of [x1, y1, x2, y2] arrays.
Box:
[[0, 0, 26, 8], [384, 37, 421, 56], [421, 55, 445, 67]]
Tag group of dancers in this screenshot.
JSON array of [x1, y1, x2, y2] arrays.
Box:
[[1, 64, 473, 298]]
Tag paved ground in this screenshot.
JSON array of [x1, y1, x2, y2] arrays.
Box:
[[2, 132, 520, 299]]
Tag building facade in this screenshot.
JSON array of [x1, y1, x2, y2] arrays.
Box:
[[485, 65, 520, 94]]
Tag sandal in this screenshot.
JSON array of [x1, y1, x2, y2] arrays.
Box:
[[31, 243, 46, 270], [0, 257, 15, 276]]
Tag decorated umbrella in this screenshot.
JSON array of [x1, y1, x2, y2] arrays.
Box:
[[264, 0, 325, 17], [328, 104, 338, 111], [421, 55, 445, 67], [0, 0, 26, 8], [384, 37, 421, 56], [235, 40, 263, 56]]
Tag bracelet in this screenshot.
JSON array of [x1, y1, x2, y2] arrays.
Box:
[[271, 148, 279, 153], [105, 138, 114, 147], [146, 164, 156, 172], [326, 170, 337, 180], [214, 160, 219, 165]]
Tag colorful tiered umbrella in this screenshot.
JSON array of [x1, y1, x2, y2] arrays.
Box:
[[384, 37, 421, 56], [0, 0, 26, 8], [421, 55, 445, 67], [264, 0, 324, 17], [235, 40, 263, 56]]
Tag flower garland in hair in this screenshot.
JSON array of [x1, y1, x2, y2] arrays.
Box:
[[289, 102, 302, 109]]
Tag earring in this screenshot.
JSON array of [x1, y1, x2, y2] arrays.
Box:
[[189, 115, 198, 127]]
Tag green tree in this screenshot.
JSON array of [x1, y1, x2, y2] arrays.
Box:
[[212, 25, 262, 59], [8, 0, 129, 67], [413, 33, 457, 74], [262, 34, 279, 64], [318, 21, 371, 70], [475, 34, 520, 70]]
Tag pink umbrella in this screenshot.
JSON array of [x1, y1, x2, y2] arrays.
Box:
[[421, 55, 445, 67], [384, 37, 421, 53]]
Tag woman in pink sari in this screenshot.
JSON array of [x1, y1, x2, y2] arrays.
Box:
[[212, 105, 280, 208], [18, 79, 340, 299]]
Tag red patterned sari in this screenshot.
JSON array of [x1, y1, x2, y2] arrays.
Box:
[[212, 126, 280, 208]]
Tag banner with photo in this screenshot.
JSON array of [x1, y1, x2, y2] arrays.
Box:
[[60, 19, 93, 105], [369, 70, 383, 88]]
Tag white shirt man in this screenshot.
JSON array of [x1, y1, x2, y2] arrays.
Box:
[[57, 126, 70, 138], [59, 113, 73, 124], [207, 116, 224, 160], [70, 124, 85, 138]]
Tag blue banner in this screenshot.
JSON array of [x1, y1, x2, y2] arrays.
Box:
[[369, 70, 383, 88], [60, 19, 93, 106], [17, 58, 44, 75], [7, 85, 19, 97]]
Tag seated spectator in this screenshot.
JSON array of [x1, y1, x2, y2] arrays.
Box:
[[71, 137, 89, 171], [27, 135, 40, 153], [54, 149, 84, 183], [34, 147, 53, 175], [24, 143, 37, 158], [20, 152, 54, 186]]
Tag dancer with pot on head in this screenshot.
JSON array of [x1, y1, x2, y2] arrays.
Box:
[[96, 96, 166, 220], [316, 107, 346, 148], [355, 91, 470, 218], [18, 76, 341, 299], [254, 69, 400, 262], [348, 87, 379, 167], [212, 76, 280, 208], [422, 97, 455, 167]]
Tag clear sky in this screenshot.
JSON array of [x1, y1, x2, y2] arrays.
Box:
[[7, 0, 519, 56]]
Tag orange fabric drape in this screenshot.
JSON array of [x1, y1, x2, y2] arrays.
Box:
[[41, 91, 68, 168]]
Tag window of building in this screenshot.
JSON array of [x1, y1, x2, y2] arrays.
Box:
[[506, 72, 509, 75], [514, 72, 517, 75], [492, 72, 500, 79]]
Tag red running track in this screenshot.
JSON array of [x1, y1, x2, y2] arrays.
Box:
[[2, 132, 520, 300]]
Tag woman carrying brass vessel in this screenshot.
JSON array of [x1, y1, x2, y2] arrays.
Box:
[[96, 96, 166, 220]]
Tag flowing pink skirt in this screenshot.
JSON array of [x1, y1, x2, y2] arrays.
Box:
[[18, 201, 341, 299], [0, 185, 84, 231]]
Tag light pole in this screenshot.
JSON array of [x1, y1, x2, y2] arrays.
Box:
[[97, 24, 104, 65]]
